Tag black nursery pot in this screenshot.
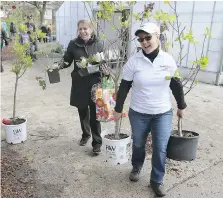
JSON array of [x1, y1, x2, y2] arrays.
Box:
[[47, 68, 60, 84], [167, 130, 199, 161]]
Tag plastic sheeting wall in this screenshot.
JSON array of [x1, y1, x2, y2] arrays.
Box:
[[56, 1, 97, 48], [56, 1, 223, 75]]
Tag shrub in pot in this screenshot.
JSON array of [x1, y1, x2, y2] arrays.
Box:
[[2, 37, 32, 144], [162, 1, 212, 161]]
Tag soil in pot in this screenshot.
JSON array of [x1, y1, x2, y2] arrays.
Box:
[[2, 118, 26, 125], [104, 133, 129, 140], [172, 130, 195, 137]]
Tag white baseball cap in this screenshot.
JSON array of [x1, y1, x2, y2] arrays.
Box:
[[135, 22, 160, 36]]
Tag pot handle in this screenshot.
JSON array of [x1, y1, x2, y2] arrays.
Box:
[[178, 117, 183, 137]]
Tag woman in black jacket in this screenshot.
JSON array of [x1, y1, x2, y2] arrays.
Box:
[[60, 19, 109, 154]]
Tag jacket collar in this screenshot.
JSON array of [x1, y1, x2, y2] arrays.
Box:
[[74, 34, 98, 47]]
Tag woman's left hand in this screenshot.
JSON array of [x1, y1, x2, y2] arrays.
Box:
[[177, 109, 184, 118], [100, 64, 110, 75]]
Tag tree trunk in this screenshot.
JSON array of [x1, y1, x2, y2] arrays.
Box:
[[13, 75, 19, 121], [52, 9, 56, 26], [39, 1, 47, 25]]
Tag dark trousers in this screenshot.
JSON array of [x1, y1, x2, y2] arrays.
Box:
[[1, 47, 3, 72], [43, 37, 48, 43], [78, 102, 102, 148]]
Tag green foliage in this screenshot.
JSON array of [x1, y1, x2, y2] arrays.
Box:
[[173, 69, 183, 79], [117, 2, 125, 11], [133, 13, 140, 21], [30, 29, 46, 41], [87, 55, 100, 63], [192, 56, 209, 69], [97, 1, 115, 21], [99, 33, 107, 39], [11, 39, 32, 75], [120, 20, 130, 28], [165, 42, 171, 49], [127, 1, 137, 6], [165, 68, 182, 80], [165, 76, 172, 80], [35, 77, 46, 90], [18, 24, 28, 33], [153, 10, 176, 22], [182, 29, 198, 44], [164, 1, 170, 4], [204, 27, 212, 37], [143, 11, 152, 19]]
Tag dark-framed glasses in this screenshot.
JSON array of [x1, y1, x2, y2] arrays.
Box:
[[137, 35, 152, 43]]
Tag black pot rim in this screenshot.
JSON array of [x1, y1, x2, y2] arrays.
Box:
[[170, 130, 199, 139]]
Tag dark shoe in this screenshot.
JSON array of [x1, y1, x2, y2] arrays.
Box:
[[79, 137, 90, 146], [93, 147, 101, 155], [150, 181, 166, 197], [129, 167, 141, 182]]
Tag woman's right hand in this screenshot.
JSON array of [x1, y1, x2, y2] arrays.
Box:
[[113, 111, 122, 120]]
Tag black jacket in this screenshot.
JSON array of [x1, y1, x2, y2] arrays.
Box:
[[61, 35, 104, 108], [40, 25, 48, 34]]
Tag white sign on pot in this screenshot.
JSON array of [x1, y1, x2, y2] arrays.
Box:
[[3, 119, 27, 144], [102, 129, 131, 165]]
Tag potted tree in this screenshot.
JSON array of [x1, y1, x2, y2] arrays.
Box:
[[1, 7, 46, 144], [2, 36, 32, 144], [85, 1, 163, 165], [162, 1, 212, 161]]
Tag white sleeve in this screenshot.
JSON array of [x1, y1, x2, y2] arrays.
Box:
[[169, 56, 178, 76], [122, 58, 135, 81]]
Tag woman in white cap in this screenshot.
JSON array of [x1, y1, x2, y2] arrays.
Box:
[[114, 22, 187, 197]]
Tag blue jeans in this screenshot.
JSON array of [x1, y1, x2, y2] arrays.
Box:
[[128, 108, 173, 184]]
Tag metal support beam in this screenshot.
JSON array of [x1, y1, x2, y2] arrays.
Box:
[[205, 1, 216, 57], [185, 1, 195, 67], [215, 39, 223, 85]]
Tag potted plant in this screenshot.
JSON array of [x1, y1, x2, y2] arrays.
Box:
[[46, 62, 60, 84], [2, 37, 32, 144], [84, 1, 140, 165], [1, 7, 46, 144], [159, 1, 212, 161]]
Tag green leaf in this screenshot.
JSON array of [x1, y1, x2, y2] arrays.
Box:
[[164, 1, 170, 4], [99, 33, 107, 39], [175, 37, 180, 42], [199, 56, 209, 69], [173, 69, 183, 79], [195, 80, 198, 85], [127, 1, 137, 6], [118, 3, 124, 11], [97, 11, 102, 19], [165, 42, 171, 48], [165, 76, 172, 80], [133, 13, 140, 21], [204, 27, 212, 37], [169, 14, 176, 21]]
